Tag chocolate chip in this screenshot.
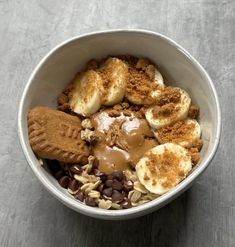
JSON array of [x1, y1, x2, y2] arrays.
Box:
[[121, 199, 132, 209], [81, 156, 88, 166], [85, 197, 97, 207], [93, 158, 99, 169], [47, 159, 61, 174], [69, 164, 83, 175], [74, 190, 84, 202], [105, 179, 113, 187], [123, 180, 134, 192], [112, 179, 123, 191], [98, 184, 104, 193], [68, 179, 79, 191], [102, 187, 113, 197], [111, 171, 124, 181], [54, 170, 64, 179], [112, 190, 124, 202], [58, 176, 70, 188], [107, 174, 113, 180]]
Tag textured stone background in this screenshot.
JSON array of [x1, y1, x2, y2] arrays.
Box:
[[0, 0, 234, 246]]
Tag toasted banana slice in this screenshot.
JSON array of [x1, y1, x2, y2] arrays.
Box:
[[136, 143, 192, 195], [145, 88, 191, 129], [154, 119, 201, 148], [69, 70, 102, 117], [100, 57, 128, 106]]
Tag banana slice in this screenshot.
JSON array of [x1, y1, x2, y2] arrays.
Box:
[[100, 57, 128, 106], [145, 88, 191, 129], [136, 143, 192, 195], [69, 70, 102, 117], [154, 119, 201, 148], [126, 67, 165, 105], [154, 68, 164, 87]]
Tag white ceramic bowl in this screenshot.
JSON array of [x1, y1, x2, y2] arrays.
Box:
[[18, 30, 221, 220]]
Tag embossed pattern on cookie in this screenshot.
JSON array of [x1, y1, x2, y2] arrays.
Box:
[[28, 106, 89, 163]]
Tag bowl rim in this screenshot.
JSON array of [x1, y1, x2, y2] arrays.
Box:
[[18, 29, 221, 219]]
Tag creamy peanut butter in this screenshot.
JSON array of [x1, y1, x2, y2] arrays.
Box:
[[91, 111, 157, 174]]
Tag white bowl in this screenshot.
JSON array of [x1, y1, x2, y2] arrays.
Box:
[[18, 30, 221, 220]]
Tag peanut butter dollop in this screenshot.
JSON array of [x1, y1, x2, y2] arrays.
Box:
[[91, 111, 157, 174]]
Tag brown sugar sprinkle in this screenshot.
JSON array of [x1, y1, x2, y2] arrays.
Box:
[[188, 105, 199, 119], [146, 148, 185, 189], [157, 120, 195, 144]]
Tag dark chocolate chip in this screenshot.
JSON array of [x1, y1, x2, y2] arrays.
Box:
[[85, 197, 97, 207], [54, 170, 64, 179], [112, 190, 124, 202], [105, 180, 113, 187], [74, 190, 84, 202], [121, 199, 132, 209], [81, 156, 88, 166], [112, 179, 123, 191], [98, 184, 104, 193], [107, 174, 113, 180], [47, 159, 61, 174], [100, 175, 107, 181], [68, 179, 79, 191], [123, 180, 134, 192], [69, 164, 83, 175], [58, 176, 70, 188], [93, 158, 99, 169], [103, 187, 113, 197], [111, 171, 124, 181]]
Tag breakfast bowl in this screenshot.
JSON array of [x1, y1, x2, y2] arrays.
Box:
[[18, 30, 221, 220]]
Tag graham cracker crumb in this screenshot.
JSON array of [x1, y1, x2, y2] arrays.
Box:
[[188, 105, 199, 119], [156, 87, 181, 106], [144, 173, 150, 180], [188, 147, 200, 165], [157, 120, 195, 144]]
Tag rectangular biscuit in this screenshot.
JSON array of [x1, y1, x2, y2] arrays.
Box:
[[28, 106, 89, 163]]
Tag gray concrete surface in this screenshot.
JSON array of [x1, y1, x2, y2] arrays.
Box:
[[0, 0, 234, 246]]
